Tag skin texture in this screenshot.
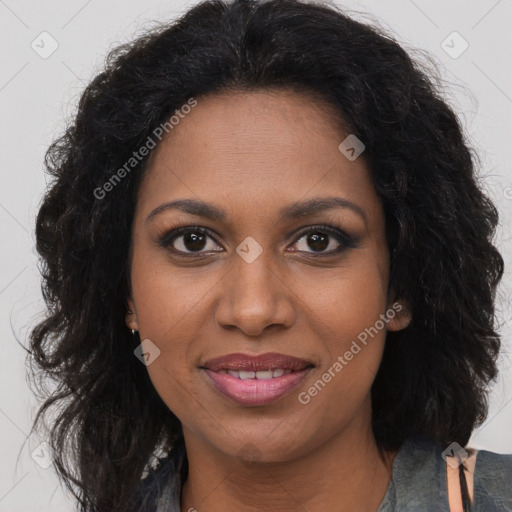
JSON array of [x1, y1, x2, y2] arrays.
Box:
[[125, 89, 411, 512]]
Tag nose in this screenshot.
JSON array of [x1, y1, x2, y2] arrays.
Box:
[[214, 249, 296, 337]]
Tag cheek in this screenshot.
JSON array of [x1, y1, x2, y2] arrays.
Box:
[[130, 238, 221, 344], [294, 257, 388, 406], [297, 255, 388, 347], [129, 251, 215, 416]]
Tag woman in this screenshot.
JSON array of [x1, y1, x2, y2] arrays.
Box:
[[28, 0, 512, 511]]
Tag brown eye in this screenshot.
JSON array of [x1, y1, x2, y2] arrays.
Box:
[[159, 227, 223, 256], [289, 225, 358, 256], [302, 232, 330, 252], [177, 231, 208, 252]]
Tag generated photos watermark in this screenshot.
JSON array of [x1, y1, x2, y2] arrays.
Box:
[[93, 97, 197, 200], [298, 301, 403, 405]]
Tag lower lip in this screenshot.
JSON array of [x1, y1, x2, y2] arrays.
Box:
[[203, 368, 313, 406]]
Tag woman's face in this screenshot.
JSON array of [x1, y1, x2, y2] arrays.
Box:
[[126, 89, 410, 462]]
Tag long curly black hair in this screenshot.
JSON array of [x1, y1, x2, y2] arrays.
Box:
[[27, 0, 504, 510]]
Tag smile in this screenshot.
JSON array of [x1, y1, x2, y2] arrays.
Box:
[[218, 368, 293, 379]]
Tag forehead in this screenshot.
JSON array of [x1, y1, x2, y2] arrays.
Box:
[[136, 89, 382, 228]]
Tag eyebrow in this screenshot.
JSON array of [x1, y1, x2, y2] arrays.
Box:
[[146, 197, 367, 225]]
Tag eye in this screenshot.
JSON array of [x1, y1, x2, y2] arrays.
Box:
[[288, 224, 357, 255], [159, 226, 222, 256], [158, 224, 358, 258]]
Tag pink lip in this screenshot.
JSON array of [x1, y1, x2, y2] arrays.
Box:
[[202, 367, 313, 406], [200, 352, 314, 406], [202, 352, 313, 372]]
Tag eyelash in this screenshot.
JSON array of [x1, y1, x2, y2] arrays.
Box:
[[157, 224, 359, 259]]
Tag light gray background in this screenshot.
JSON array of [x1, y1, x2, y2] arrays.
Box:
[[1, 0, 511, 510]]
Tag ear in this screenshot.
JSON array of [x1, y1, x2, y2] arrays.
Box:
[[385, 290, 412, 332], [125, 298, 139, 331]]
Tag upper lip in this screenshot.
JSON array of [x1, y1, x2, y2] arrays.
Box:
[[201, 352, 314, 372]]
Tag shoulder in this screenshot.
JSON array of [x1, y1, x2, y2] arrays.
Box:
[[380, 435, 450, 510], [471, 447, 512, 511], [383, 435, 511, 511]]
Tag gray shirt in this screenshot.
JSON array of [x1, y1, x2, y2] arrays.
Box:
[[130, 435, 512, 511]]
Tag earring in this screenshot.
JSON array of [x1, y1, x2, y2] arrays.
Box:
[[131, 329, 139, 343]]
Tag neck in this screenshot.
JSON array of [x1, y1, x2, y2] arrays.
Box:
[[179, 410, 396, 512]]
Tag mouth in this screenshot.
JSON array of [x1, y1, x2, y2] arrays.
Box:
[[201, 352, 314, 373], [213, 368, 301, 379], [200, 352, 314, 406]]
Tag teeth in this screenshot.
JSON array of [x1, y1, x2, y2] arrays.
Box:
[[255, 370, 273, 380], [222, 368, 293, 379]]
